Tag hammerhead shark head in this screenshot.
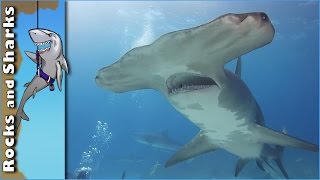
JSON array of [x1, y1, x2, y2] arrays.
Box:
[[95, 12, 318, 178], [15, 29, 68, 128]]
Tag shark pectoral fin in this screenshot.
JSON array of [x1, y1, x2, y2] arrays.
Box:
[[235, 56, 242, 77], [22, 110, 29, 121], [235, 158, 250, 177], [274, 158, 289, 179], [60, 56, 69, 74], [25, 51, 38, 64], [32, 87, 37, 99], [24, 82, 31, 87], [165, 131, 219, 167], [254, 124, 319, 152], [56, 62, 63, 91], [256, 159, 265, 172]]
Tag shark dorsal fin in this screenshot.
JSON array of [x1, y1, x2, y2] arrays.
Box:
[[235, 56, 242, 77]]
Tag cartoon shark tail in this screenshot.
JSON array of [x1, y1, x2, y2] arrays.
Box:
[[15, 109, 29, 128]]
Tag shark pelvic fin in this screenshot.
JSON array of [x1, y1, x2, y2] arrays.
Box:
[[254, 124, 319, 152], [24, 82, 31, 87], [272, 145, 289, 179], [235, 56, 242, 77], [32, 87, 37, 99], [165, 131, 219, 167], [56, 62, 63, 91], [256, 159, 265, 172], [274, 158, 289, 179], [235, 158, 250, 177], [261, 156, 277, 171]]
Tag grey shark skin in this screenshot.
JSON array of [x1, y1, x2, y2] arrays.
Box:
[[132, 131, 182, 151], [96, 12, 318, 177], [15, 29, 68, 128]]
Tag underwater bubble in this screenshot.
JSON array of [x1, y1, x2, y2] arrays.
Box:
[[75, 120, 112, 178]]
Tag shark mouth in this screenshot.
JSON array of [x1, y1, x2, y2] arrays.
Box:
[[34, 40, 52, 54], [166, 73, 217, 95]]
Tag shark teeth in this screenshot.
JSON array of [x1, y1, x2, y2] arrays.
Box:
[[34, 40, 51, 46], [169, 85, 212, 95], [38, 47, 50, 52]]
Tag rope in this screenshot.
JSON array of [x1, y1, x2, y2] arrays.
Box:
[[36, 1, 40, 69]]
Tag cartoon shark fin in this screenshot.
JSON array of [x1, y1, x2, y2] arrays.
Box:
[[56, 61, 63, 91], [21, 110, 29, 121], [32, 87, 37, 99], [235, 158, 250, 177], [24, 82, 30, 87], [165, 131, 219, 167], [25, 51, 37, 63], [60, 56, 69, 74], [235, 56, 242, 77], [254, 124, 319, 152]]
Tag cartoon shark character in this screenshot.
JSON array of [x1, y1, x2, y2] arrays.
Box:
[[15, 28, 68, 128], [95, 12, 319, 178]]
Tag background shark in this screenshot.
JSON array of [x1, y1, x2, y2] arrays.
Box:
[[16, 28, 68, 128], [96, 12, 318, 178], [132, 131, 182, 152]]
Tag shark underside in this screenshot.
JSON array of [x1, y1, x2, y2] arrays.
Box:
[[96, 12, 319, 178]]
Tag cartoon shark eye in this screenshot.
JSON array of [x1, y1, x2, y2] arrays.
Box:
[[49, 33, 53, 37]]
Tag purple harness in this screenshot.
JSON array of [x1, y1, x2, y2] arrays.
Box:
[[36, 51, 55, 91], [36, 68, 55, 84]]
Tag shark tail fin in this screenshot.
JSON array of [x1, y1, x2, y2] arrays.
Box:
[[15, 109, 29, 129], [165, 131, 219, 167], [21, 110, 29, 121], [254, 124, 319, 152]]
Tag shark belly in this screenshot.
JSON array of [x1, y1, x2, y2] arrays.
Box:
[[168, 86, 262, 159]]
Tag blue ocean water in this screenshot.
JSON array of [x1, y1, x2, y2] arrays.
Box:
[[66, 1, 319, 179]]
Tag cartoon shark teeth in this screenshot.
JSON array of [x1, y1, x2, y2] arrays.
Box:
[[34, 40, 51, 46]]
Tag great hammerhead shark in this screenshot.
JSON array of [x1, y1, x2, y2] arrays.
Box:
[[95, 12, 318, 178], [16, 29, 68, 128]]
